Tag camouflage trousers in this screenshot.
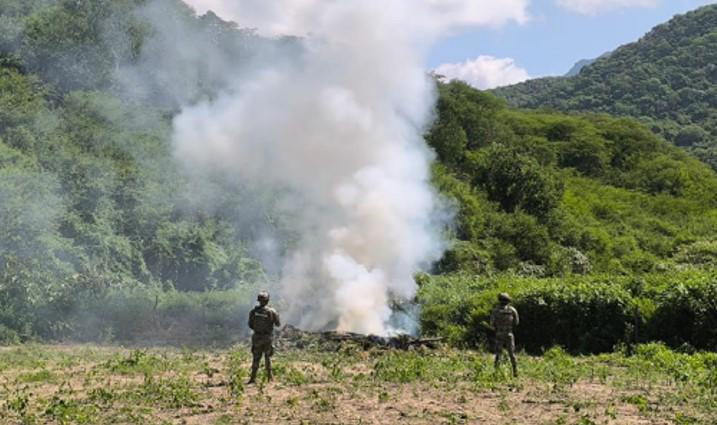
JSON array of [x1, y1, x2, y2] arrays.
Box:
[[494, 332, 515, 354], [250, 334, 274, 381], [494, 332, 518, 376]]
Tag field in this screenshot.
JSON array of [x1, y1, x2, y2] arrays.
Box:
[[1, 343, 716, 425]]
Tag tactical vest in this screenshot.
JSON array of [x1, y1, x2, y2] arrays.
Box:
[[252, 307, 275, 335], [493, 306, 516, 333]]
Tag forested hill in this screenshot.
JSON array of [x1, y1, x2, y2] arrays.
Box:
[[427, 81, 717, 277], [493, 4, 717, 169], [2, 0, 717, 349]]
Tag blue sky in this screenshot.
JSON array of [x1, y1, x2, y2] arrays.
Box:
[[429, 0, 716, 80]]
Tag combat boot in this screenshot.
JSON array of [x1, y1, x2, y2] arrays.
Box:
[[247, 368, 258, 384]]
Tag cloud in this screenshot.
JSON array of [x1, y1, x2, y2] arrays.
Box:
[[555, 0, 659, 15], [181, 0, 530, 36], [434, 56, 530, 89]]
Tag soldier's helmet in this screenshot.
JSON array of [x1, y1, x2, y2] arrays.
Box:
[[257, 291, 270, 302], [498, 292, 512, 303]]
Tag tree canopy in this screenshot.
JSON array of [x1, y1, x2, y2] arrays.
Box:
[[494, 4, 717, 169]]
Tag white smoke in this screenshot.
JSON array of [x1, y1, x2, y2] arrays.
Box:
[[182, 0, 530, 35], [173, 0, 527, 334]]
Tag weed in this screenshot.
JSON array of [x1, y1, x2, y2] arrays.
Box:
[[44, 396, 97, 424], [576, 415, 597, 425], [674, 412, 701, 424], [214, 414, 234, 425], [18, 369, 54, 383], [6, 388, 35, 424], [321, 357, 345, 381], [622, 394, 650, 413], [272, 363, 310, 386], [604, 404, 617, 420], [87, 387, 115, 406], [498, 396, 510, 412], [103, 349, 166, 375], [133, 373, 199, 408]]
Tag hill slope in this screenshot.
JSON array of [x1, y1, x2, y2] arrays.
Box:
[[428, 81, 717, 277], [1, 0, 717, 349], [494, 4, 717, 168]]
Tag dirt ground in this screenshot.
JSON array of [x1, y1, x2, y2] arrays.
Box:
[[0, 345, 707, 424]]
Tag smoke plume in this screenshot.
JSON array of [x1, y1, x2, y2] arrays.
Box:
[[173, 0, 527, 334]]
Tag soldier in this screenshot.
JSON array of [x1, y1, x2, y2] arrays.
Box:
[[248, 290, 281, 384], [490, 292, 519, 377]]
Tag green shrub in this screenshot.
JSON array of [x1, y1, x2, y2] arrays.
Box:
[[63, 287, 257, 345], [650, 276, 717, 350], [419, 271, 717, 353], [513, 280, 636, 353]]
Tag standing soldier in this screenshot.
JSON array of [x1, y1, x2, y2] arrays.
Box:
[[248, 290, 281, 384], [490, 292, 519, 377]]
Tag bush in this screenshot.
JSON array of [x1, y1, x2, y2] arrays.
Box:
[[419, 270, 717, 353], [513, 280, 636, 353], [650, 276, 717, 350], [468, 144, 564, 219], [59, 286, 258, 346], [0, 324, 20, 345]]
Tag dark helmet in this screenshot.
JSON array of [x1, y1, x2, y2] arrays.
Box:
[[498, 292, 511, 303], [257, 290, 270, 302]]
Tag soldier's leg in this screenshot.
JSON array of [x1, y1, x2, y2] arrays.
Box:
[[265, 342, 275, 381], [494, 337, 503, 369], [264, 351, 273, 381], [249, 346, 262, 383], [507, 334, 517, 377]]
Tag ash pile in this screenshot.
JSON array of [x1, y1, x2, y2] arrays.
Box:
[[275, 325, 442, 351]]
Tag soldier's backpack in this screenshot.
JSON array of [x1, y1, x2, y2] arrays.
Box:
[[252, 307, 275, 335], [493, 306, 515, 333]]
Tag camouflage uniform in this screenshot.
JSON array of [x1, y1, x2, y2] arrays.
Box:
[[248, 293, 281, 383], [490, 294, 519, 377]]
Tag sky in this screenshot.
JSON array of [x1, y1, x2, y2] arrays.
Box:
[[430, 0, 717, 88], [182, 0, 716, 89]]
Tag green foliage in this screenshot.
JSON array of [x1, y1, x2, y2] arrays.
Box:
[[0, 0, 275, 342], [649, 277, 717, 349], [1, 0, 717, 357], [134, 373, 199, 408], [419, 270, 717, 353], [427, 81, 717, 275], [494, 5, 717, 169], [468, 143, 564, 218]]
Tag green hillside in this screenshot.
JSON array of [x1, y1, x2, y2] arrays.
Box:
[[494, 4, 717, 169], [1, 0, 716, 351], [422, 81, 717, 351], [429, 81, 717, 276]]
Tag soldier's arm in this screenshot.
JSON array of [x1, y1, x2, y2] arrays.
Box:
[[489, 308, 496, 328], [513, 307, 519, 327], [274, 310, 281, 328], [248, 309, 255, 330]]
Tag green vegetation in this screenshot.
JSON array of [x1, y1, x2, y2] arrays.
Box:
[[1, 0, 716, 358], [0, 344, 715, 424], [428, 81, 717, 277], [0, 0, 271, 343], [494, 4, 717, 169], [419, 270, 717, 352]]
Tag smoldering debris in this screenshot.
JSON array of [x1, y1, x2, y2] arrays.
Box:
[[275, 325, 443, 351]]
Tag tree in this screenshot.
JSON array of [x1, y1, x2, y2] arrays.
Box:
[[469, 144, 564, 219]]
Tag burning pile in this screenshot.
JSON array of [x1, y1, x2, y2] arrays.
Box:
[[274, 325, 442, 351]]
